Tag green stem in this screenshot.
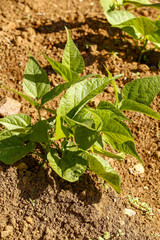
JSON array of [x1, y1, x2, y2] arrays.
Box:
[[133, 39, 141, 51], [38, 109, 41, 120], [112, 80, 118, 106], [156, 14, 160, 21], [138, 38, 148, 62]]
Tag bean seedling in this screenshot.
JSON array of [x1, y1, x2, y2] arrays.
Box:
[[0, 27, 160, 193]]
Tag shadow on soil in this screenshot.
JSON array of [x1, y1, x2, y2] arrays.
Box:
[[32, 16, 160, 70], [12, 156, 102, 205]]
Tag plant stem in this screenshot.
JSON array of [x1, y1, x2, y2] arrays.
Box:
[[38, 109, 41, 120], [112, 80, 118, 106]]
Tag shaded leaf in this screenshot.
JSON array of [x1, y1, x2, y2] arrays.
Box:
[[47, 148, 87, 182], [74, 125, 100, 150], [0, 136, 35, 164], [30, 120, 49, 143]]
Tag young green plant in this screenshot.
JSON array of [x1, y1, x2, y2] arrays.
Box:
[[0, 27, 160, 193], [100, 0, 160, 61]]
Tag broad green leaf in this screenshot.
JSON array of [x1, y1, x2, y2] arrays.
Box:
[[23, 57, 50, 100], [123, 0, 160, 10], [62, 27, 85, 74], [0, 136, 35, 164], [89, 109, 115, 131], [84, 152, 121, 193], [102, 118, 142, 163], [0, 129, 13, 140], [47, 148, 87, 182], [114, 17, 158, 39], [30, 120, 49, 143], [100, 0, 115, 12], [43, 55, 80, 83], [105, 10, 135, 26], [74, 125, 100, 150], [53, 114, 70, 140], [0, 114, 31, 131], [147, 21, 160, 49], [122, 75, 160, 106], [91, 142, 125, 161], [123, 0, 151, 5], [120, 99, 160, 120], [72, 107, 94, 128], [97, 101, 130, 121], [58, 77, 113, 118], [41, 82, 70, 106], [2, 86, 39, 107]]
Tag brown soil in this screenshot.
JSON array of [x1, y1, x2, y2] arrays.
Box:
[[0, 0, 160, 239]]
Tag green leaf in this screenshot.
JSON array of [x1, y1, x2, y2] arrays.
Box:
[[0, 136, 35, 164], [102, 118, 142, 163], [53, 114, 70, 140], [72, 107, 94, 128], [120, 99, 160, 120], [80, 74, 101, 81], [122, 75, 160, 106], [0, 114, 31, 131], [0, 129, 13, 140], [47, 148, 87, 182], [41, 82, 70, 106], [114, 16, 158, 39], [43, 55, 80, 83], [147, 21, 160, 49], [105, 10, 135, 26], [2, 86, 39, 107], [84, 152, 121, 193], [62, 27, 85, 74], [23, 56, 50, 100], [123, 0, 151, 5], [123, 0, 160, 10], [91, 142, 125, 161], [58, 77, 113, 118], [100, 0, 115, 12], [97, 101, 130, 121], [30, 120, 49, 143], [74, 125, 100, 150]]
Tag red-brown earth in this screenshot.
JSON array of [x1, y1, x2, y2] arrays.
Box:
[[0, 0, 160, 239]]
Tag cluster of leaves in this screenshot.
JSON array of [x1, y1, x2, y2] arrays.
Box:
[[0, 28, 160, 193], [100, 0, 160, 61]]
